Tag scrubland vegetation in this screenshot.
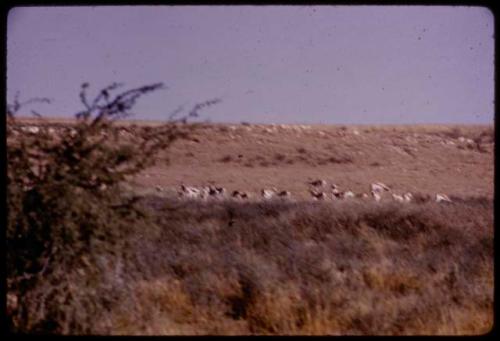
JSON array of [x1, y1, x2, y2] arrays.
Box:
[[112, 196, 492, 335], [6, 84, 493, 335]]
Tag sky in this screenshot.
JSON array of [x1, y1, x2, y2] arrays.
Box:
[[7, 5, 494, 125]]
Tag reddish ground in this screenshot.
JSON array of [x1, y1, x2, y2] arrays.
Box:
[[127, 123, 494, 200], [13, 117, 494, 200]]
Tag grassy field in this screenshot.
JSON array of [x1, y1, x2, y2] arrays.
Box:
[[107, 195, 493, 335]]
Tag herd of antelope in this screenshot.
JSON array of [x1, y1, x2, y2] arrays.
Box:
[[11, 124, 456, 205], [162, 180, 453, 204]]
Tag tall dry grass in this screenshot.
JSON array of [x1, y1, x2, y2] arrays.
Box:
[[103, 196, 493, 335]]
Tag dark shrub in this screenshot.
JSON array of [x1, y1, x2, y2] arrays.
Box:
[[6, 84, 217, 333]]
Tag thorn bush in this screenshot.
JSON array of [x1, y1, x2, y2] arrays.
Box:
[[6, 83, 219, 333]]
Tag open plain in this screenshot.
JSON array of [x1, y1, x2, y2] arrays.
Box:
[[123, 122, 494, 201], [8, 118, 494, 335], [14, 118, 495, 200]]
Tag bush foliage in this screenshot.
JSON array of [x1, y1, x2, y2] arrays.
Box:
[[6, 83, 215, 333]]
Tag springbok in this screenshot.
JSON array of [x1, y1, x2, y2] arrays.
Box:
[[207, 185, 226, 198], [403, 192, 413, 202], [309, 179, 327, 187], [180, 185, 201, 199], [310, 190, 327, 200], [261, 188, 277, 199], [342, 191, 355, 199], [371, 182, 391, 193], [372, 191, 382, 202], [277, 190, 291, 199], [371, 182, 390, 202], [331, 185, 342, 197], [232, 190, 249, 199], [435, 193, 452, 203], [392, 193, 405, 202]]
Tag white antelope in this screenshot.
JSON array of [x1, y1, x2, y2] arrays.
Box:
[[392, 193, 405, 202], [403, 192, 413, 202], [180, 185, 201, 199], [371, 182, 391, 193], [310, 190, 327, 200], [261, 188, 277, 199], [372, 191, 382, 202], [207, 185, 226, 198], [342, 191, 355, 199], [232, 190, 249, 199], [309, 179, 327, 187], [199, 187, 211, 200], [435, 193, 452, 203], [371, 182, 390, 202], [331, 184, 342, 197], [277, 190, 291, 199]]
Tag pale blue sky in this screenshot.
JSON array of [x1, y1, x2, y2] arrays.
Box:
[[7, 5, 494, 124]]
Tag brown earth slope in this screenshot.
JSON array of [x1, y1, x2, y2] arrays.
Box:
[[125, 123, 494, 200]]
